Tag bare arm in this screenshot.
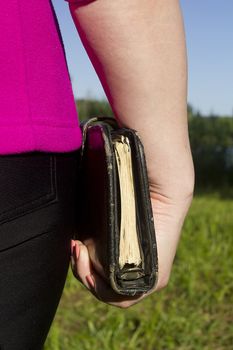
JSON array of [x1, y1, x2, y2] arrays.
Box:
[[69, 0, 194, 307]]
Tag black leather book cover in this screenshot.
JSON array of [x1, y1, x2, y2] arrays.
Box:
[[75, 117, 158, 296]]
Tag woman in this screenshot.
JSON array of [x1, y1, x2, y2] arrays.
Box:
[[0, 0, 194, 348]]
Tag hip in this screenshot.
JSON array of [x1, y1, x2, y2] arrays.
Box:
[[0, 150, 80, 251]]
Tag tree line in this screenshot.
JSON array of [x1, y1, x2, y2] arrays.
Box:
[[76, 99, 233, 189]]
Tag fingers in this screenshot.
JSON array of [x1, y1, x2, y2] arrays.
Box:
[[71, 239, 94, 289], [90, 271, 144, 308], [71, 239, 109, 295], [70, 239, 144, 308]]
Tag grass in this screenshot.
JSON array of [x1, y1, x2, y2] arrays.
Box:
[[44, 194, 233, 350]]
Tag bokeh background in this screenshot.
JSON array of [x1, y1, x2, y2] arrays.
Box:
[[52, 0, 233, 116], [45, 1, 233, 349]]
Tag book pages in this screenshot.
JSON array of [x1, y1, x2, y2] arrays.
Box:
[[113, 135, 142, 269]]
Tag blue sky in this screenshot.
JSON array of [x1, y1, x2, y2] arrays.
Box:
[[52, 0, 233, 116]]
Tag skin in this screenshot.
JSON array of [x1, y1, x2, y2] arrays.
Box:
[[68, 0, 195, 308]]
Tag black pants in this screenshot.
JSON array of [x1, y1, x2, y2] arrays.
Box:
[[0, 151, 80, 349]]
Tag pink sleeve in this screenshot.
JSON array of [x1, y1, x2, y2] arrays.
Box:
[[64, 0, 96, 3]]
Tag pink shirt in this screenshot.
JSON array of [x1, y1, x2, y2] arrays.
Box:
[[0, 0, 82, 155]]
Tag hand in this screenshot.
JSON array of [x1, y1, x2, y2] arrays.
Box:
[[70, 171, 194, 308]]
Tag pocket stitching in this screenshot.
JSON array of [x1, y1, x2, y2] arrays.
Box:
[[0, 155, 57, 224]]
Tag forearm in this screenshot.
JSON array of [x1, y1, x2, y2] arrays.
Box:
[[69, 0, 194, 197]]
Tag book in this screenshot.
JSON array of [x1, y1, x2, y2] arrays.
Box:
[[75, 116, 158, 296]]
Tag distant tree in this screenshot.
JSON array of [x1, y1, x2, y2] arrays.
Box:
[[76, 99, 113, 122], [75, 100, 233, 188], [188, 105, 233, 187]]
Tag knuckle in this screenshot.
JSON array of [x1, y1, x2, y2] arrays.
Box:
[[118, 300, 134, 309], [156, 274, 170, 291], [182, 176, 195, 203]]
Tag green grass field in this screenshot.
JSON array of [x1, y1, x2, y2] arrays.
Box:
[[44, 194, 233, 350]]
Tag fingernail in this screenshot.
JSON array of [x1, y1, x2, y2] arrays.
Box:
[[75, 243, 80, 260], [71, 239, 76, 249], [86, 275, 95, 290], [71, 240, 76, 256]]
